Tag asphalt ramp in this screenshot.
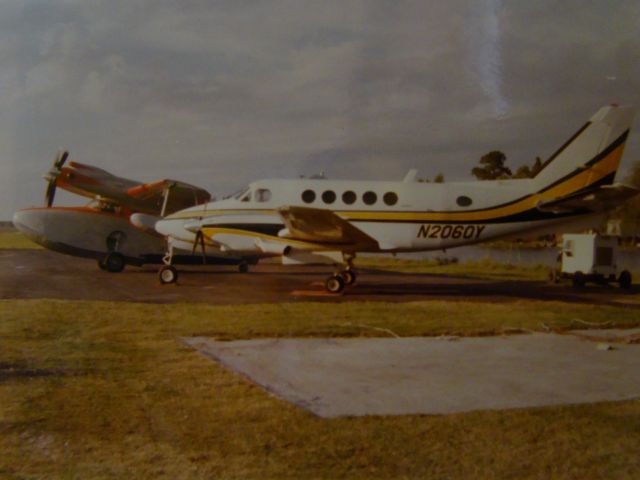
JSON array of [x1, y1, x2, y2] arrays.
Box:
[[181, 332, 640, 417]]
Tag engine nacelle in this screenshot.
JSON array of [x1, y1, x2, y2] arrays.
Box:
[[254, 238, 292, 256]]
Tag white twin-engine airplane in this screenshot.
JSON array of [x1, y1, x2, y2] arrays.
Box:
[[156, 104, 638, 293]]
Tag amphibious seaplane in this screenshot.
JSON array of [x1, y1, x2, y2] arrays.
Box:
[[13, 152, 246, 272], [155, 104, 637, 292]]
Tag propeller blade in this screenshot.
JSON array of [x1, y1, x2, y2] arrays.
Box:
[[45, 179, 56, 207], [55, 150, 69, 169], [44, 150, 68, 207]]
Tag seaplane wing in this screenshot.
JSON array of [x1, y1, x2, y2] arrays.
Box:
[[536, 183, 640, 214], [278, 206, 379, 249], [126, 179, 211, 215], [45, 152, 210, 215]]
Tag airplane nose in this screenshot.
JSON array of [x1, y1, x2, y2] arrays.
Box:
[[12, 209, 47, 242]]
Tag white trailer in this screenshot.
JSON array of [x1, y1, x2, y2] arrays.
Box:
[[549, 233, 632, 288]]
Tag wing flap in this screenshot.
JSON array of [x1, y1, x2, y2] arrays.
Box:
[[278, 206, 378, 249], [537, 183, 640, 213]]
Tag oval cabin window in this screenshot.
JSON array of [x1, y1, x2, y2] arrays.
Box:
[[457, 195, 472, 207], [302, 190, 316, 203], [342, 191, 356, 205], [363, 191, 377, 205], [322, 190, 336, 204], [383, 192, 398, 206]]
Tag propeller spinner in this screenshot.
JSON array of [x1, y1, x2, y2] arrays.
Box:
[[44, 150, 69, 207]]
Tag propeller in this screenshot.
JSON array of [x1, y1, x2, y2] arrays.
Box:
[[44, 150, 69, 207], [192, 230, 207, 264]]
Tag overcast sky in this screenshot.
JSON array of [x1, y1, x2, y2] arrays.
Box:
[[2, 0, 639, 219]]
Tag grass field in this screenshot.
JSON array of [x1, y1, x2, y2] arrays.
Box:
[[0, 231, 41, 249], [1, 299, 639, 479]]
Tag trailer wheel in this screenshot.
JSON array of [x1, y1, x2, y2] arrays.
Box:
[[618, 270, 632, 289], [572, 271, 586, 288]]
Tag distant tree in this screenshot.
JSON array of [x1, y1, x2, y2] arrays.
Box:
[[531, 156, 543, 176], [513, 165, 532, 179], [512, 156, 544, 179], [471, 151, 512, 180], [433, 173, 445, 183]]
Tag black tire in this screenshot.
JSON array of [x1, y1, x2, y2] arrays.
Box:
[[325, 274, 345, 294], [340, 269, 357, 286], [572, 271, 586, 288], [238, 262, 249, 273], [618, 270, 632, 289], [159, 265, 178, 284], [98, 257, 108, 271], [547, 269, 559, 284], [104, 252, 125, 273]]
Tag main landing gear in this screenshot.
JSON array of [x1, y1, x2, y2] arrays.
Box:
[[98, 252, 126, 273], [324, 255, 358, 294], [157, 242, 251, 285]]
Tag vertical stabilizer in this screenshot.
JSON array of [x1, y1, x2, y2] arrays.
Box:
[[533, 105, 634, 193]]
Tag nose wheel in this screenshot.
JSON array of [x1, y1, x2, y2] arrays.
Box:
[[159, 265, 178, 284]]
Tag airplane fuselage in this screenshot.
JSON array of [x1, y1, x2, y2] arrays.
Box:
[[157, 176, 604, 257]]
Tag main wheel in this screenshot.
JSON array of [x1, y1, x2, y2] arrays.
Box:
[[572, 271, 586, 288], [618, 270, 632, 289], [340, 269, 357, 285], [325, 274, 345, 294], [159, 265, 178, 284], [238, 262, 249, 273], [104, 252, 126, 273]]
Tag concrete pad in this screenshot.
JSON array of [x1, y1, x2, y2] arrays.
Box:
[[182, 334, 640, 417]]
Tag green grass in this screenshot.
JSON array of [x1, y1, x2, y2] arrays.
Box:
[[1, 299, 640, 479], [0, 231, 41, 249]]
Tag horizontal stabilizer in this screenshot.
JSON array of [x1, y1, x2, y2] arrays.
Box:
[[536, 183, 639, 213]]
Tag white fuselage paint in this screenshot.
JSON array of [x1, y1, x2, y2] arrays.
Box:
[[155, 177, 602, 256]]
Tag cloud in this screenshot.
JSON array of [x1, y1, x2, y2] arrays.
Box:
[[1, 0, 639, 218]]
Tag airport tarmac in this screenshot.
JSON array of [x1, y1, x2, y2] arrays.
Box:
[[183, 331, 640, 417], [1, 249, 639, 307]]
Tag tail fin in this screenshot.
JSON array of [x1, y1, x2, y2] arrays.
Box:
[[533, 105, 634, 193]]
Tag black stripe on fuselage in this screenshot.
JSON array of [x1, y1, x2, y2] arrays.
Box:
[[201, 223, 284, 236], [536, 129, 628, 195]]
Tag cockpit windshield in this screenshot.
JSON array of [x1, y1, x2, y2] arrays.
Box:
[[232, 187, 250, 200]]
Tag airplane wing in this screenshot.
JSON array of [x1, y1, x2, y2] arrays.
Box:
[[46, 155, 211, 215], [537, 183, 640, 213], [278, 206, 379, 249], [126, 179, 211, 215]]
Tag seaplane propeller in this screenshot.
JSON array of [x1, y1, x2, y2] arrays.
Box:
[[44, 150, 69, 207]]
